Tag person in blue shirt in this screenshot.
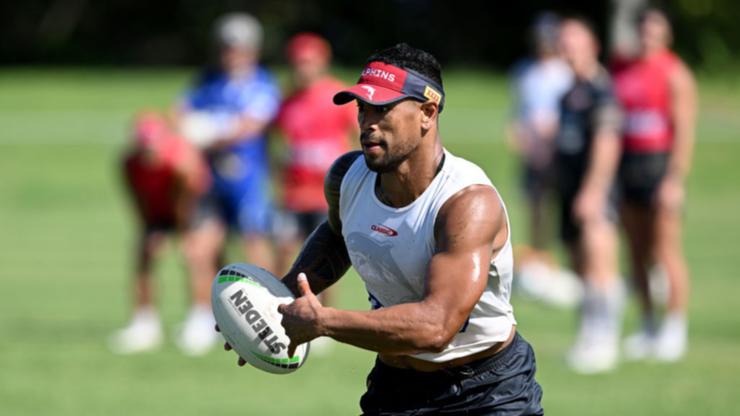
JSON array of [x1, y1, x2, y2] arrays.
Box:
[[174, 13, 281, 355]]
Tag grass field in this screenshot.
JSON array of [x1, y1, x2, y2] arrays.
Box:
[[0, 67, 739, 415]]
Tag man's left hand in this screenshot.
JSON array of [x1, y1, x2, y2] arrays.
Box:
[[278, 273, 325, 358]]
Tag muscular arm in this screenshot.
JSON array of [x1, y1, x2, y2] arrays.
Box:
[[280, 151, 361, 296], [281, 185, 507, 356], [281, 222, 352, 296]]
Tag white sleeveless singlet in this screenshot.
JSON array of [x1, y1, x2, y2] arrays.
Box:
[[339, 149, 516, 363]]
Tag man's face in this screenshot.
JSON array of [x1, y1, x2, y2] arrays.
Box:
[[357, 99, 423, 173], [220, 45, 256, 75], [291, 51, 328, 87], [640, 12, 670, 53], [559, 21, 597, 70]]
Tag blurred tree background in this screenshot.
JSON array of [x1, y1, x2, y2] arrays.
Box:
[[1, 0, 738, 70]]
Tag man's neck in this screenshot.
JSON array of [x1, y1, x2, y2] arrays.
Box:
[[378, 138, 444, 207]]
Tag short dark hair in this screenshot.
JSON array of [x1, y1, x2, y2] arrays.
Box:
[[366, 43, 443, 88]]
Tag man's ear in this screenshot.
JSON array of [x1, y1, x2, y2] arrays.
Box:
[[419, 101, 438, 131]]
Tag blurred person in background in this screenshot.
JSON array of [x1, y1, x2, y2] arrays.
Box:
[[611, 8, 696, 362], [175, 12, 281, 355], [110, 112, 210, 354], [273, 33, 357, 347], [508, 12, 580, 308], [555, 17, 625, 374]]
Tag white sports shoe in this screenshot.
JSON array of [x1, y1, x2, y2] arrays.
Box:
[[566, 336, 619, 374], [567, 303, 620, 374], [623, 329, 655, 361], [550, 269, 585, 308], [175, 305, 220, 356], [516, 261, 583, 308], [653, 313, 688, 362], [109, 309, 163, 354]]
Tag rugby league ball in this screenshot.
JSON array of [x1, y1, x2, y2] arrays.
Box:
[[211, 263, 309, 374]]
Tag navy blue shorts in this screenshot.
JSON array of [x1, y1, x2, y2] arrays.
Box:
[[618, 152, 668, 207], [360, 333, 544, 415], [192, 169, 272, 236]]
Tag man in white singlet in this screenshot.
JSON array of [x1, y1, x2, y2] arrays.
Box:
[[221, 43, 544, 415]]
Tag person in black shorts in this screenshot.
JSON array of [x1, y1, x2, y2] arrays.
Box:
[[612, 8, 697, 362], [555, 17, 625, 374], [110, 112, 210, 354]]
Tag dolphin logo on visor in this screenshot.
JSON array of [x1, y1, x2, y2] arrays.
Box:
[[360, 85, 376, 101]]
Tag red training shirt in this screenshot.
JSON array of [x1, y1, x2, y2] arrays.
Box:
[[124, 135, 209, 227], [612, 49, 679, 154], [276, 77, 357, 212]]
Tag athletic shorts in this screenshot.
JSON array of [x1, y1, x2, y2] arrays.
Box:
[[360, 332, 544, 416], [193, 179, 272, 235], [143, 219, 177, 234], [272, 210, 327, 242], [618, 152, 669, 207], [521, 162, 556, 203], [556, 154, 618, 244]]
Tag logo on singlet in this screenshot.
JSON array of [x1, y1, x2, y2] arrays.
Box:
[[370, 224, 398, 237]]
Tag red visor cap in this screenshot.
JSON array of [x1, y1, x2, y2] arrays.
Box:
[[333, 61, 445, 110], [333, 62, 410, 106]]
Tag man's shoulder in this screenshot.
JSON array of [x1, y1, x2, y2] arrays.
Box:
[[324, 151, 363, 233], [434, 181, 505, 248], [443, 152, 493, 187], [590, 67, 616, 94], [444, 151, 502, 193], [326, 151, 363, 187]]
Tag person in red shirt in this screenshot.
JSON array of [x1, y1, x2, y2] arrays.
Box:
[[612, 8, 697, 362], [274, 33, 357, 278], [110, 112, 211, 354]]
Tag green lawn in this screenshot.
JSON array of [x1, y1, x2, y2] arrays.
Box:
[[0, 68, 738, 415]]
